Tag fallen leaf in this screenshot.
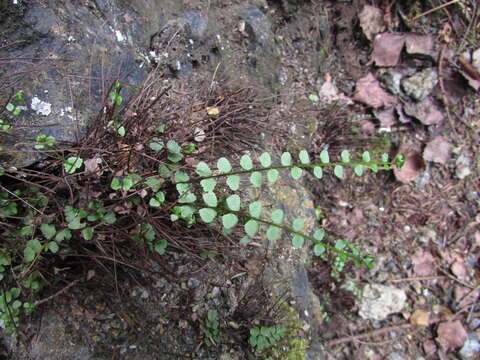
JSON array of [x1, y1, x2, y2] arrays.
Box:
[[393, 146, 425, 183], [374, 107, 396, 127], [436, 320, 468, 351], [454, 286, 479, 308], [410, 309, 430, 326], [353, 73, 397, 108], [359, 5, 385, 41], [317, 76, 353, 105], [405, 34, 436, 58], [206, 107, 220, 116], [423, 136, 451, 164], [423, 340, 437, 356], [403, 97, 444, 125], [372, 33, 406, 67], [412, 249, 436, 276], [84, 157, 103, 175], [451, 259, 469, 280]]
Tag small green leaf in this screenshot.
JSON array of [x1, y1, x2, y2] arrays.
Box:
[[167, 152, 183, 163], [64, 157, 83, 174], [68, 217, 85, 230], [40, 223, 56, 240], [313, 243, 326, 256], [292, 218, 304, 231], [103, 212, 117, 224], [48, 242, 59, 253], [154, 239, 168, 255], [149, 138, 164, 151], [149, 196, 162, 207], [111, 178, 121, 190], [240, 155, 253, 170], [146, 178, 163, 192], [122, 177, 134, 191], [271, 209, 284, 224], [362, 151, 371, 162], [244, 220, 259, 236], [196, 162, 212, 176], [55, 229, 71, 242], [259, 152, 272, 167], [226, 175, 240, 190], [381, 153, 389, 163], [335, 239, 348, 250], [334, 165, 344, 179], [155, 124, 166, 133], [203, 192, 218, 207], [117, 126, 126, 137], [354, 165, 364, 176], [240, 236, 250, 245], [281, 152, 292, 166], [313, 166, 323, 179], [320, 150, 330, 163], [249, 202, 262, 218], [24, 247, 35, 262], [82, 227, 94, 241], [299, 150, 310, 164], [308, 93, 319, 102], [313, 228, 325, 241], [341, 150, 350, 162], [200, 178, 217, 192], [291, 167, 302, 180], [167, 140, 182, 154], [371, 163, 379, 173], [226, 194, 241, 211], [178, 191, 196, 203], [199, 208, 217, 223], [250, 172, 263, 187], [267, 169, 279, 184], [222, 214, 238, 229], [174, 171, 189, 183], [266, 226, 281, 241], [217, 157, 232, 173], [159, 164, 173, 178], [6, 103, 14, 112], [292, 235, 304, 249]]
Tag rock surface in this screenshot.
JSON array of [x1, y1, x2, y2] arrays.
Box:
[[358, 284, 407, 321]]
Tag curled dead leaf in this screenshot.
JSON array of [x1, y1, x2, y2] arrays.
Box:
[[393, 147, 425, 183], [436, 320, 468, 351], [410, 309, 430, 326], [423, 136, 451, 164], [359, 5, 385, 41], [353, 73, 397, 108], [372, 33, 406, 67]]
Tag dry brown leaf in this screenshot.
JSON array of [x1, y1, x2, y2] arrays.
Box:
[[206, 107, 220, 116], [374, 107, 396, 127], [372, 33, 406, 67], [403, 97, 444, 125], [393, 146, 425, 183], [84, 157, 103, 175], [318, 75, 353, 104], [410, 309, 430, 326], [353, 73, 397, 108], [359, 5, 385, 41], [436, 320, 468, 351], [412, 249, 436, 276], [423, 136, 451, 164], [451, 259, 469, 280], [405, 34, 436, 58]]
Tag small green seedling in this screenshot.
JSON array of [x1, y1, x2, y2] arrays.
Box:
[[249, 324, 286, 351]]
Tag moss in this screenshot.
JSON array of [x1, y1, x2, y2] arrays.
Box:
[[258, 301, 309, 360]]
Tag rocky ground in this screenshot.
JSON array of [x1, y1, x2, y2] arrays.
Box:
[[1, 0, 479, 359]]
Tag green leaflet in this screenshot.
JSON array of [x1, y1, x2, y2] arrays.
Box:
[[217, 157, 232, 173], [291, 235, 304, 249], [249, 202, 262, 218], [203, 192, 218, 207], [240, 154, 253, 170], [199, 208, 217, 223], [320, 150, 329, 163], [226, 175, 240, 191], [226, 194, 241, 211], [222, 213, 238, 229], [281, 152, 292, 166], [291, 167, 302, 180], [259, 152, 272, 167], [271, 209, 284, 224], [299, 150, 310, 164], [244, 220, 259, 236], [250, 172, 263, 187], [334, 165, 344, 179], [196, 162, 212, 176], [266, 226, 281, 241], [267, 169, 279, 184], [200, 178, 217, 192]]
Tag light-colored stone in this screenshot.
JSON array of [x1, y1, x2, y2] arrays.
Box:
[[358, 284, 407, 320]]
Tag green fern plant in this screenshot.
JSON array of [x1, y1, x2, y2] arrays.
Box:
[[147, 145, 405, 269]]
